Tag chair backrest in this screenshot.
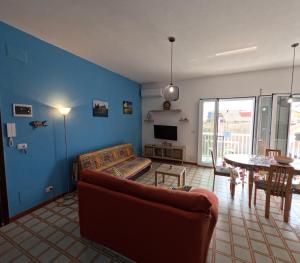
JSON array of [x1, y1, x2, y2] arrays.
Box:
[[210, 150, 216, 172], [265, 149, 281, 157], [267, 165, 293, 197]]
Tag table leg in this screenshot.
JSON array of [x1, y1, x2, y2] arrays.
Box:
[[155, 172, 158, 186], [162, 174, 165, 183], [183, 170, 186, 186], [177, 176, 180, 187], [248, 168, 254, 208]]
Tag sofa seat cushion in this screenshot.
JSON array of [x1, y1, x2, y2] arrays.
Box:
[[81, 169, 212, 213], [102, 156, 151, 178]]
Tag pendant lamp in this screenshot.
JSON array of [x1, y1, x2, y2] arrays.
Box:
[[287, 43, 299, 103], [161, 37, 179, 101]]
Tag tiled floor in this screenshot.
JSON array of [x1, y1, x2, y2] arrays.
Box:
[[1, 162, 300, 262], [0, 196, 133, 262]]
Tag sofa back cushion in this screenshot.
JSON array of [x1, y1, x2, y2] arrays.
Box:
[[81, 169, 212, 213], [78, 144, 134, 171]]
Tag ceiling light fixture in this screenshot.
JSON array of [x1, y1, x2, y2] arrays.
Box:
[[215, 46, 258, 57], [161, 37, 179, 101], [287, 43, 299, 104]]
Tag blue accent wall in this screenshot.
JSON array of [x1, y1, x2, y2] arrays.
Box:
[[0, 22, 142, 216]]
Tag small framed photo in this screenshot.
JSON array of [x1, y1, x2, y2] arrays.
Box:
[[13, 104, 33, 117], [93, 100, 108, 117], [123, 101, 133, 114]]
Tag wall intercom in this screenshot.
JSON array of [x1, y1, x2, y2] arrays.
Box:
[[6, 123, 16, 147]]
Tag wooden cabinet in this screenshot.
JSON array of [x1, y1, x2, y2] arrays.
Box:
[[144, 144, 185, 164]]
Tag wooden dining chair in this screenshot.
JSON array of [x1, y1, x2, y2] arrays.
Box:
[[254, 165, 293, 222], [265, 149, 281, 157], [256, 148, 282, 180], [211, 150, 231, 191]]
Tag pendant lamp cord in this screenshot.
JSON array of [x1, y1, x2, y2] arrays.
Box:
[[170, 41, 173, 85], [290, 45, 296, 95]]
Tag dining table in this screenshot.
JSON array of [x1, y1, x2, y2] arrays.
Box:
[[224, 154, 300, 208]]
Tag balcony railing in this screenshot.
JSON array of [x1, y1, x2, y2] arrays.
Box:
[[202, 132, 252, 161], [202, 132, 300, 162]]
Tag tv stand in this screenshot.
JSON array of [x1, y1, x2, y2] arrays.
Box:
[[144, 144, 185, 164]]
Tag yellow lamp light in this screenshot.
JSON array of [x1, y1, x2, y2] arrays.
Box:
[[58, 107, 71, 115]]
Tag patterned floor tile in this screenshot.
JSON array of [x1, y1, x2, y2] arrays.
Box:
[[292, 252, 300, 263], [254, 252, 273, 263], [251, 239, 270, 255], [287, 240, 300, 253], [270, 246, 293, 261], [0, 247, 22, 263], [215, 252, 233, 263], [234, 246, 252, 262], [78, 247, 98, 262], [38, 247, 60, 263], [216, 240, 231, 256], [29, 242, 49, 257], [232, 234, 248, 248]]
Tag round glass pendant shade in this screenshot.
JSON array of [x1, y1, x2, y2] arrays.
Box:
[[161, 84, 179, 101]]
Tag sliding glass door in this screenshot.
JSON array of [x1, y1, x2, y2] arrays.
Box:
[[268, 94, 300, 159], [270, 95, 290, 155], [198, 94, 300, 165], [198, 97, 255, 165]]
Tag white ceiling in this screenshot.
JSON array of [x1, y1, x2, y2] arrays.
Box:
[[1, 0, 300, 84]]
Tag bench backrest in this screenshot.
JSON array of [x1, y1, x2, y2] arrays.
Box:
[[78, 144, 134, 172]]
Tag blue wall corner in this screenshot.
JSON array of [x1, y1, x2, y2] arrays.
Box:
[[0, 21, 142, 216]]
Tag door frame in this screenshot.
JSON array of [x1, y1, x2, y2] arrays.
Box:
[[198, 96, 256, 165], [197, 99, 218, 166], [253, 95, 272, 154], [0, 113, 9, 225]]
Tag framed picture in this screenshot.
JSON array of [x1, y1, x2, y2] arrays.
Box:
[[13, 104, 33, 117], [93, 100, 108, 117], [123, 101, 133, 114]]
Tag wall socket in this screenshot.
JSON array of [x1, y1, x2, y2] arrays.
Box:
[[45, 186, 53, 193]]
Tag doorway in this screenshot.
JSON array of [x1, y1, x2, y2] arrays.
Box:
[[0, 114, 9, 225], [198, 97, 256, 165]]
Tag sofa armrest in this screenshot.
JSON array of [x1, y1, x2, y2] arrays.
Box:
[[190, 188, 218, 217], [190, 188, 218, 260]]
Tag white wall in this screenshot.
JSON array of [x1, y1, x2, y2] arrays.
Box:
[[142, 66, 300, 163]]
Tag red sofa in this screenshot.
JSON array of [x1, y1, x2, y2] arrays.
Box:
[[78, 169, 218, 263]]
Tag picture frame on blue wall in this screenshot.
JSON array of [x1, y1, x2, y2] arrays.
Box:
[[93, 100, 108, 117], [13, 104, 32, 117], [123, 101, 133, 114]]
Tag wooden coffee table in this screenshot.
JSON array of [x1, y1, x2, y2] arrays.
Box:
[[155, 164, 186, 187]]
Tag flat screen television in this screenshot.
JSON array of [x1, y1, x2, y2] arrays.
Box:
[[154, 125, 177, 141]]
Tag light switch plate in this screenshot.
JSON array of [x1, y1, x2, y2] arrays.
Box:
[[17, 143, 27, 150]]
